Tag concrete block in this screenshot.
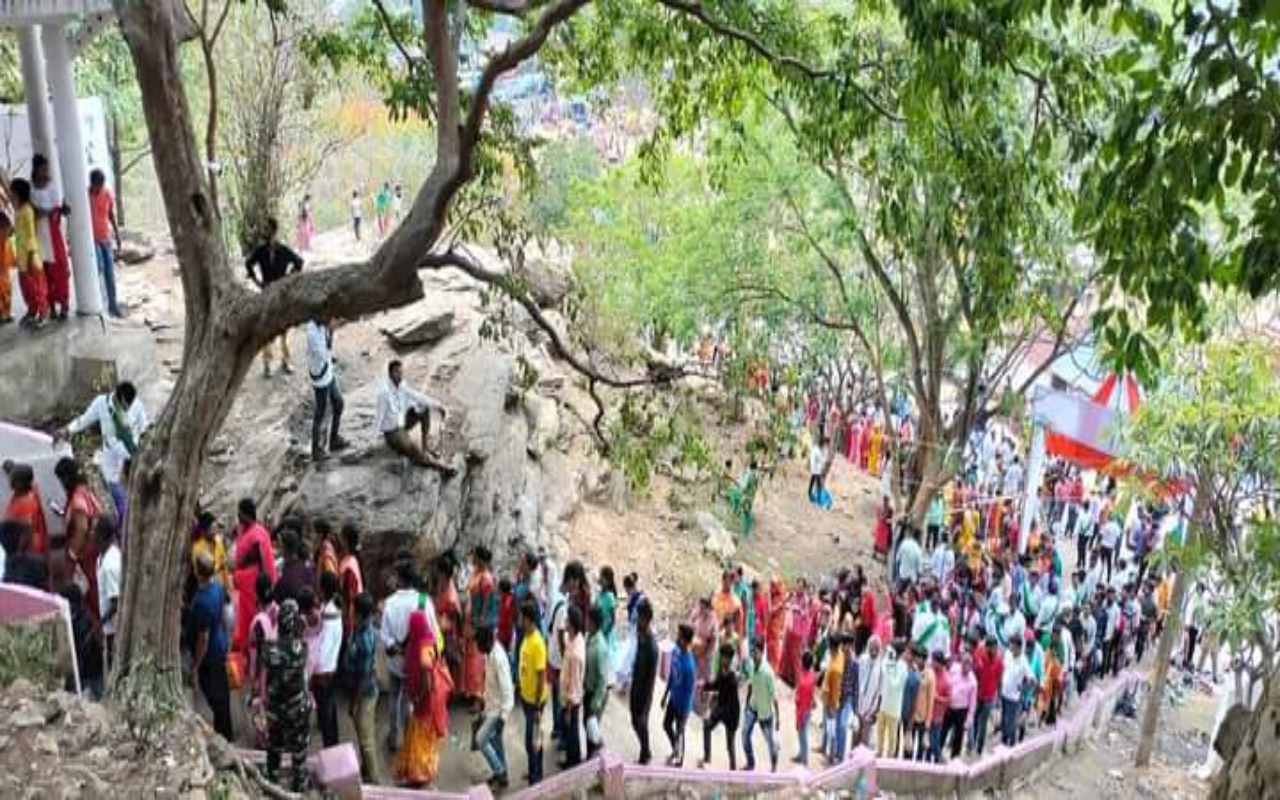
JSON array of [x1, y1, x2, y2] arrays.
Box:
[[873, 759, 964, 797], [999, 732, 1060, 785], [310, 743, 362, 800], [960, 750, 1007, 794], [0, 317, 156, 424]]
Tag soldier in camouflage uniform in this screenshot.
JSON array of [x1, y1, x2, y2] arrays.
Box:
[[265, 599, 311, 791]]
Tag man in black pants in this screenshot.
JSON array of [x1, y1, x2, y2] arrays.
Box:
[[629, 599, 659, 764], [305, 315, 349, 460], [700, 642, 741, 769]]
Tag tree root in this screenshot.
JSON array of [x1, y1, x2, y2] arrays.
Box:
[[234, 753, 302, 800]]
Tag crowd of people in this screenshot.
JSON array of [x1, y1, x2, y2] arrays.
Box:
[[0, 365, 1225, 795], [3, 156, 125, 328]]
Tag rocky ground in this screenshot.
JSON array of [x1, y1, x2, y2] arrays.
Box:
[[1009, 679, 1214, 800], [0, 678, 254, 799]]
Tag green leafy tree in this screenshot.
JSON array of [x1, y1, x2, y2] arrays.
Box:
[[555, 2, 1101, 521], [1121, 339, 1280, 775]]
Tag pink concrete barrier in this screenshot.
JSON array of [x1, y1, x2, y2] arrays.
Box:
[[310, 744, 362, 800], [239, 672, 1141, 798]]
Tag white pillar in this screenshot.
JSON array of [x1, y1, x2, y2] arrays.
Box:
[[42, 22, 103, 316], [1020, 417, 1047, 556], [17, 25, 60, 188]]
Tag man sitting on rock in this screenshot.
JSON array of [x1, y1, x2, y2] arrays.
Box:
[[374, 359, 455, 475]]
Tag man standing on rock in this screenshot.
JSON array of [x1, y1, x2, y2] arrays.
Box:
[[305, 315, 348, 461], [245, 217, 304, 377], [374, 359, 455, 475]]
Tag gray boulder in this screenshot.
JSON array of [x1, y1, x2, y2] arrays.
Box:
[[377, 302, 456, 348], [520, 256, 574, 308]]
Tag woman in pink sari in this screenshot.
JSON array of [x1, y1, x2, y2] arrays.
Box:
[[232, 501, 277, 653]]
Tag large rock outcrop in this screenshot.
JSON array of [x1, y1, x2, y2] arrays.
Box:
[[202, 265, 601, 591]]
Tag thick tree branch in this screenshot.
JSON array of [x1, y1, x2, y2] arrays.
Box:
[[370, 0, 423, 89], [424, 246, 693, 390], [656, 0, 833, 79], [233, 0, 588, 341], [469, 0, 539, 14]]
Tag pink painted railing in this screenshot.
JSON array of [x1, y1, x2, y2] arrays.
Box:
[[872, 669, 1147, 796]]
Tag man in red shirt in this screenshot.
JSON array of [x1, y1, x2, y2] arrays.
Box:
[[970, 634, 1004, 754], [88, 169, 123, 318]]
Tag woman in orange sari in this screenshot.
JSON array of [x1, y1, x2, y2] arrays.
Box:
[[397, 610, 452, 787], [55, 458, 102, 618], [434, 556, 463, 689], [4, 463, 49, 557], [766, 578, 787, 671], [313, 518, 340, 580], [462, 546, 497, 701], [867, 423, 883, 477]]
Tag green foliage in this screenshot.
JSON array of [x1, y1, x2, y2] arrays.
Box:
[[1122, 338, 1280, 663], [606, 391, 714, 494], [115, 656, 183, 753], [1078, 2, 1280, 377], [0, 624, 60, 692], [523, 137, 602, 236]]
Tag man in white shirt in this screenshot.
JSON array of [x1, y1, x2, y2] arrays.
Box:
[[999, 638, 1033, 746], [95, 517, 122, 669], [930, 537, 955, 584], [313, 571, 345, 747], [305, 317, 348, 461], [1002, 456, 1024, 502], [1096, 514, 1122, 584], [477, 626, 515, 787], [61, 381, 149, 525], [374, 360, 454, 474], [379, 560, 437, 750], [894, 528, 924, 585], [808, 436, 827, 503]]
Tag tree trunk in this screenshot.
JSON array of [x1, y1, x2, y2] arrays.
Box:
[[112, 331, 252, 691], [1211, 676, 1280, 798], [109, 112, 125, 228], [1135, 478, 1207, 767]]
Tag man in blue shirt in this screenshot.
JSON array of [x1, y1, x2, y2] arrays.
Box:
[[662, 623, 697, 767], [190, 551, 233, 739]]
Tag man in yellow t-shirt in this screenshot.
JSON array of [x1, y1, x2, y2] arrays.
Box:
[[190, 511, 232, 593], [517, 603, 548, 785]]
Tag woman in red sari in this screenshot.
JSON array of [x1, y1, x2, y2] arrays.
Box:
[[858, 420, 873, 471], [766, 578, 787, 671], [397, 610, 451, 787], [337, 523, 364, 642], [779, 581, 812, 686], [54, 458, 102, 617], [4, 463, 49, 557], [462, 546, 497, 701], [232, 499, 277, 653], [874, 496, 893, 558]]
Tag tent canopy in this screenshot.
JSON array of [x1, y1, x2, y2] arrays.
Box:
[[1034, 372, 1141, 471]]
